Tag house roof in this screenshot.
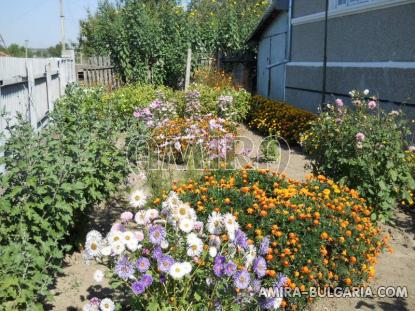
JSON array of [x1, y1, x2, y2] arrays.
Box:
[[246, 0, 289, 44], [0, 51, 8, 57]]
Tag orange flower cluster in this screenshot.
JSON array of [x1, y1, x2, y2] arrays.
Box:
[[247, 96, 316, 144], [168, 167, 389, 309]]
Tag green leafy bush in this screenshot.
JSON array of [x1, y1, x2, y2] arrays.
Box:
[[0, 85, 132, 309], [301, 90, 415, 221]]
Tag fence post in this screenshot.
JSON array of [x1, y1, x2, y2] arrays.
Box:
[[26, 60, 39, 128], [185, 45, 192, 91], [45, 62, 52, 112]]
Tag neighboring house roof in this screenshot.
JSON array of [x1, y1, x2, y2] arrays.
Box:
[[0, 51, 8, 57], [246, 0, 289, 44]]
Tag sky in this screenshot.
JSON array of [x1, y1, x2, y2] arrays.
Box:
[[0, 0, 114, 48], [0, 0, 191, 49]]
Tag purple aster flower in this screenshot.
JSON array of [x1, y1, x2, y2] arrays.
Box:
[[157, 255, 175, 273], [260, 297, 276, 310], [224, 261, 237, 276], [141, 274, 153, 287], [253, 256, 267, 278], [152, 246, 163, 260], [213, 263, 224, 277], [136, 257, 150, 273], [115, 256, 134, 280], [149, 225, 166, 245], [275, 273, 288, 289], [214, 255, 226, 265], [234, 229, 248, 250], [233, 269, 250, 289], [131, 281, 145, 295], [252, 279, 262, 293], [259, 236, 270, 256], [142, 248, 150, 256], [159, 274, 167, 283]]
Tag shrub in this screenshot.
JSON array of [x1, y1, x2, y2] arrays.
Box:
[[101, 83, 251, 123], [82, 191, 283, 310], [188, 83, 251, 123], [151, 115, 237, 164], [247, 96, 316, 144], [0, 85, 131, 309], [193, 67, 238, 90], [301, 90, 415, 221], [175, 168, 388, 310], [102, 84, 179, 117]]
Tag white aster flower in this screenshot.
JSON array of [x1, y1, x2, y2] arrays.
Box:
[[145, 209, 159, 221], [122, 231, 139, 251], [187, 237, 203, 257], [86, 230, 102, 242], [179, 218, 194, 233], [207, 212, 223, 235], [181, 262, 192, 275], [223, 213, 239, 240], [209, 246, 217, 258], [100, 298, 115, 311], [169, 263, 186, 280], [129, 189, 147, 208], [134, 230, 144, 242], [107, 231, 123, 246], [111, 241, 125, 255], [245, 245, 257, 268], [85, 238, 102, 258], [363, 89, 370, 95], [161, 240, 169, 249], [93, 269, 104, 283], [134, 210, 149, 226], [101, 245, 112, 256]]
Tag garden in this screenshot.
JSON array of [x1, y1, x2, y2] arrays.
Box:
[[1, 1, 415, 311]]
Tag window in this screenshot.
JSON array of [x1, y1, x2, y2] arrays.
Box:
[[336, 0, 371, 8]]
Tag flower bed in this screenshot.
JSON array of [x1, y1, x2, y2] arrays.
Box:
[[173, 167, 388, 309], [301, 90, 415, 220], [83, 191, 283, 310], [151, 115, 237, 163], [247, 96, 316, 144]]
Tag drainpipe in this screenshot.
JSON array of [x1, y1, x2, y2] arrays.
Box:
[[284, 0, 293, 101], [321, 0, 329, 107]]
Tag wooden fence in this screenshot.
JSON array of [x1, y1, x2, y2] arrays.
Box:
[[76, 56, 120, 89], [0, 53, 76, 135]]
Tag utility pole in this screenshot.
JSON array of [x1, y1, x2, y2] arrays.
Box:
[[185, 44, 192, 91], [60, 0, 66, 54], [25, 40, 29, 58]]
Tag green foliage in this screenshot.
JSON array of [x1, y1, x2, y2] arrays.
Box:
[[80, 0, 189, 87], [301, 91, 415, 221], [188, 83, 251, 122], [79, 0, 268, 87], [101, 83, 251, 123], [0, 85, 133, 309]]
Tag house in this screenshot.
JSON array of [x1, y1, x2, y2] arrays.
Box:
[[0, 51, 8, 57], [248, 0, 415, 113]]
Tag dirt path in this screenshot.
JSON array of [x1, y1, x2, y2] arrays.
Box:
[[50, 125, 415, 311]]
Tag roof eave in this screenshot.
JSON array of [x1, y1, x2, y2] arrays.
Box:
[[246, 0, 289, 44]]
